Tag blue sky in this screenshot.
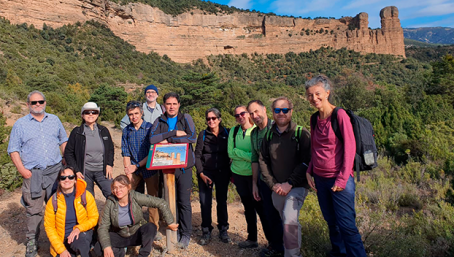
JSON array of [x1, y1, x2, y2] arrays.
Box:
[[208, 0, 454, 28]]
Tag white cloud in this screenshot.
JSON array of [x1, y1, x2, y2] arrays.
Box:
[[414, 3, 454, 17], [228, 0, 253, 9]]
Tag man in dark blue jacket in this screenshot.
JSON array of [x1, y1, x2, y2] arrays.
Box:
[[149, 92, 197, 249]]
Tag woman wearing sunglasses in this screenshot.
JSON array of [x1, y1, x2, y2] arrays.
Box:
[[97, 175, 178, 257], [64, 102, 114, 198], [228, 105, 264, 249], [305, 75, 366, 257], [195, 108, 231, 245], [44, 166, 99, 257]]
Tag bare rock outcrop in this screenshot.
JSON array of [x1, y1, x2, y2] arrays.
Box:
[[0, 0, 405, 62]]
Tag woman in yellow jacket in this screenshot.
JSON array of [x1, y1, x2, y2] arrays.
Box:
[[44, 166, 99, 257]]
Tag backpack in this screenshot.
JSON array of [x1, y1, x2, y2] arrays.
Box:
[[52, 190, 87, 213], [232, 125, 241, 148], [265, 125, 303, 152], [310, 107, 378, 181]]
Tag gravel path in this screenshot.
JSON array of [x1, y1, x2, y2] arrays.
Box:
[[0, 116, 268, 257]]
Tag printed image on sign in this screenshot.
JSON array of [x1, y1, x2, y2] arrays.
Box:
[[152, 144, 188, 167]]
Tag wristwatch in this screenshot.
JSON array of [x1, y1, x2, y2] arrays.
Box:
[[136, 163, 140, 168]]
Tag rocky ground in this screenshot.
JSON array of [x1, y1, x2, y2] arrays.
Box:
[[0, 102, 268, 257]]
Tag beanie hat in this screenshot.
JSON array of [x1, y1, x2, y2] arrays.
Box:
[[81, 102, 100, 115], [144, 85, 159, 95]]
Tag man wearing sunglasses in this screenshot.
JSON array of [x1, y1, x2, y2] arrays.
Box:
[[120, 85, 165, 130], [121, 100, 162, 241], [259, 97, 311, 257], [8, 91, 68, 257], [247, 100, 284, 257]]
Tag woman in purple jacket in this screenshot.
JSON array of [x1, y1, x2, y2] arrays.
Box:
[[305, 75, 366, 257]]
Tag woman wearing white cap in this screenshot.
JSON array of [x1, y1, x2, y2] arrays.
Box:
[[64, 102, 115, 198]]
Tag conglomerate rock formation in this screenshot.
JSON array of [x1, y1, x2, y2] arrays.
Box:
[[0, 0, 405, 62]]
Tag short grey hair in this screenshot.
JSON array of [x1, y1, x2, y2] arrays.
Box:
[[27, 91, 46, 103], [305, 75, 333, 92], [206, 107, 222, 119]]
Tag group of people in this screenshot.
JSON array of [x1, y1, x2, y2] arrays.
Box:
[[8, 75, 367, 257]]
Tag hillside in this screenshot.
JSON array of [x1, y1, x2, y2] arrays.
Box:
[[1, 14, 454, 256], [403, 27, 454, 44], [0, 0, 405, 62]]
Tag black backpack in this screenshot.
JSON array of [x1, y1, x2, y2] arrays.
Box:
[[311, 107, 378, 181]]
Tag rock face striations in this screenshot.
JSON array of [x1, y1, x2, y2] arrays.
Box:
[[0, 0, 405, 62]]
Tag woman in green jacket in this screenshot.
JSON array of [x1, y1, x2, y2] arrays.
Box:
[[98, 175, 178, 257], [227, 105, 263, 249]]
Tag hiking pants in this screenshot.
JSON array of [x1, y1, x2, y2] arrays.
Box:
[[259, 178, 285, 252], [175, 167, 193, 238], [272, 187, 308, 257], [58, 230, 93, 257], [132, 173, 160, 230], [314, 175, 366, 257], [22, 162, 61, 241], [84, 170, 112, 199], [198, 168, 231, 230], [232, 173, 268, 242], [110, 223, 157, 257]]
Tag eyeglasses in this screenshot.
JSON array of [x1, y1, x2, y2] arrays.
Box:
[[113, 184, 127, 192], [83, 110, 99, 115], [30, 100, 45, 105], [59, 175, 76, 181], [234, 111, 247, 118], [273, 108, 291, 114], [146, 90, 157, 95], [206, 117, 218, 121]]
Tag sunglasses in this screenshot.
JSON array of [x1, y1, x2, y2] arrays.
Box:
[[234, 111, 247, 118], [127, 102, 141, 108], [206, 117, 218, 121], [30, 100, 45, 105], [59, 175, 76, 181], [83, 110, 99, 115], [273, 108, 291, 114]]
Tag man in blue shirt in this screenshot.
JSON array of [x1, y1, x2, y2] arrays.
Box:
[[8, 91, 68, 257], [121, 100, 161, 240]]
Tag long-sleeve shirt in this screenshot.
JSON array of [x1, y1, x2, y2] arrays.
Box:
[[307, 108, 356, 189], [227, 124, 256, 176], [122, 121, 156, 178], [259, 122, 311, 189]]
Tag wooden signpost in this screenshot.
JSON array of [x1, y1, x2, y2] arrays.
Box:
[[147, 143, 189, 253]]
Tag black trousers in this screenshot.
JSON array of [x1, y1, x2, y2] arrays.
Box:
[[110, 223, 157, 257], [57, 230, 93, 257], [232, 173, 268, 242], [198, 168, 231, 230], [175, 167, 193, 237], [259, 178, 285, 252]]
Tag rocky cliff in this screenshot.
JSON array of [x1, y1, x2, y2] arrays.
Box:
[[0, 0, 405, 63]]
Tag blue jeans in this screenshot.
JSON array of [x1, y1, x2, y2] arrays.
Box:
[[314, 175, 366, 257]]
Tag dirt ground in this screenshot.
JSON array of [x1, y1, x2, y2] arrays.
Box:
[[0, 103, 268, 257]]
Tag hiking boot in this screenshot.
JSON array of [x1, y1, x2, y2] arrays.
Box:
[[25, 239, 38, 257], [219, 226, 231, 243], [178, 235, 191, 249], [154, 231, 162, 241], [199, 227, 211, 246], [259, 248, 284, 257], [238, 240, 258, 249]]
